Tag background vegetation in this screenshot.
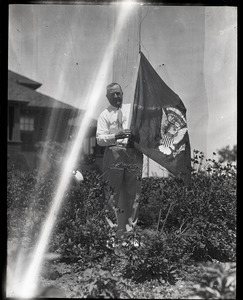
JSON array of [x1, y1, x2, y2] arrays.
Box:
[[7, 146, 236, 298]]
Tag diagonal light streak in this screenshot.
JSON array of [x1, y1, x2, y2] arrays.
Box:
[[16, 3, 136, 298]]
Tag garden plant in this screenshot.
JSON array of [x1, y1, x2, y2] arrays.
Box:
[[7, 149, 236, 298]]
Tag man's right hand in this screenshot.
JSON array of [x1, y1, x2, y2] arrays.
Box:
[[115, 129, 131, 140]]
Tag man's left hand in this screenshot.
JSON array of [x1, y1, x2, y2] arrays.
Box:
[[115, 129, 131, 140]]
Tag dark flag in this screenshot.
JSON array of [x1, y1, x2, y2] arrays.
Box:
[[130, 52, 191, 186]]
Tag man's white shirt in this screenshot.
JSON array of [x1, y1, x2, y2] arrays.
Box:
[[96, 103, 131, 147]]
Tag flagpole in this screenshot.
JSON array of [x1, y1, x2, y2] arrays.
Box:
[[147, 156, 149, 177], [127, 5, 144, 129]]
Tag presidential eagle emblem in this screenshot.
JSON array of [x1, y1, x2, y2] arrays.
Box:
[[158, 107, 187, 157]]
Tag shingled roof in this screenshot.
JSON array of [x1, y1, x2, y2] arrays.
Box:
[[8, 70, 77, 110]]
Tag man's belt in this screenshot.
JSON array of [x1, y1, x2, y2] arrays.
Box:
[[109, 142, 134, 148]]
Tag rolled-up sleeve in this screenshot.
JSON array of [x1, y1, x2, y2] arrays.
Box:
[[96, 112, 116, 147]]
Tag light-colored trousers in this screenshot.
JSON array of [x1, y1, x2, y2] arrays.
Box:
[[103, 146, 143, 238]]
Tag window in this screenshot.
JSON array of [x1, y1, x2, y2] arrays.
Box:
[[20, 117, 34, 131]]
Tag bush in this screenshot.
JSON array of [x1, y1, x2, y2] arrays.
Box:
[[49, 170, 110, 262], [119, 228, 185, 284], [189, 263, 236, 299], [73, 265, 132, 298], [7, 152, 236, 285], [7, 167, 58, 245], [138, 156, 236, 263]]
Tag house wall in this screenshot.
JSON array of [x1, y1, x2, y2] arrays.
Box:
[[34, 108, 77, 144], [8, 87, 98, 172], [8, 102, 24, 169], [8, 102, 22, 143], [7, 142, 22, 164], [14, 107, 79, 170]]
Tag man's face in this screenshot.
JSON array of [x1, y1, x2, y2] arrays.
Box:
[[106, 85, 123, 108]]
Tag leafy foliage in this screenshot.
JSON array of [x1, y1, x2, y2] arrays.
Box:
[[7, 167, 58, 247], [74, 265, 132, 298], [189, 263, 236, 299], [118, 229, 184, 284], [138, 154, 236, 263], [48, 169, 110, 262], [7, 150, 236, 298]]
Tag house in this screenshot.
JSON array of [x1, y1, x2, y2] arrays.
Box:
[[8, 70, 101, 171]]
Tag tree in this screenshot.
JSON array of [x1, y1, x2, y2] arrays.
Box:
[[217, 145, 237, 163]]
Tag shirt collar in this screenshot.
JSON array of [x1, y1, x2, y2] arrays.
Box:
[[108, 104, 121, 111]]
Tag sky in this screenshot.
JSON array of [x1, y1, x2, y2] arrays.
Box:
[[8, 3, 237, 160]]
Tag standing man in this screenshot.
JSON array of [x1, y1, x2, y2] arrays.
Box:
[[96, 83, 143, 242]]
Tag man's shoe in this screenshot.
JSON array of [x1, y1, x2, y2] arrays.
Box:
[[121, 239, 140, 248], [106, 237, 120, 249]]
